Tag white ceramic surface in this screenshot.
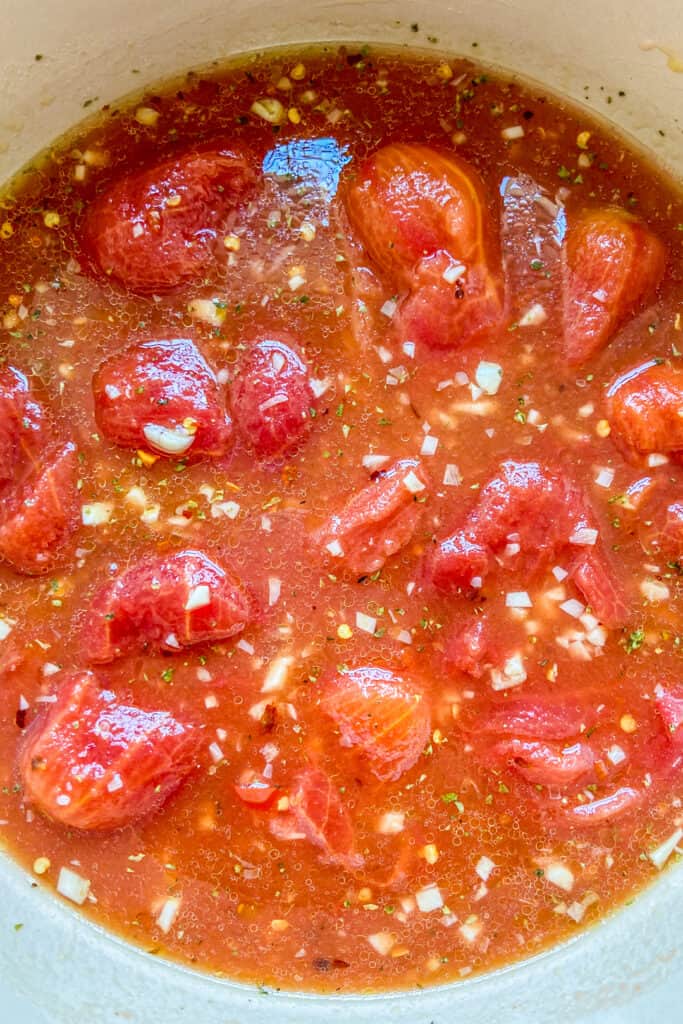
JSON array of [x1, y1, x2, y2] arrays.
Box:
[[0, 1, 682, 1021]]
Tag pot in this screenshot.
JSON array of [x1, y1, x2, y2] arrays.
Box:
[[0, 1, 681, 1021]]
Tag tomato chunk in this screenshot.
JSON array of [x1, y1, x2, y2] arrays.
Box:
[[285, 768, 363, 870], [316, 459, 430, 575], [427, 460, 583, 592], [639, 488, 683, 558], [82, 148, 256, 294], [0, 366, 48, 485], [230, 338, 314, 458], [606, 360, 683, 459], [343, 143, 503, 348], [562, 207, 665, 364], [0, 442, 78, 575], [474, 698, 596, 740], [19, 671, 200, 831], [492, 738, 595, 786], [398, 249, 504, 350], [655, 686, 683, 747], [564, 786, 641, 826], [322, 666, 431, 782], [83, 549, 254, 662], [443, 614, 495, 679], [93, 338, 232, 460], [569, 547, 629, 628]]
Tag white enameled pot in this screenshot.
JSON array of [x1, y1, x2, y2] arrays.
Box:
[[0, 2, 682, 1021]]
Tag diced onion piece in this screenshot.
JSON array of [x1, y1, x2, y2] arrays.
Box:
[[506, 591, 532, 609], [403, 341, 416, 358], [403, 470, 425, 494], [0, 618, 14, 641], [380, 299, 398, 318], [647, 453, 669, 468], [288, 274, 306, 292], [208, 741, 224, 764], [356, 611, 377, 634], [442, 262, 466, 284], [569, 527, 598, 546], [560, 598, 585, 619], [143, 423, 195, 456], [188, 297, 226, 327], [310, 377, 331, 399], [594, 467, 615, 488], [251, 98, 285, 124], [362, 454, 390, 472], [236, 638, 255, 655], [552, 565, 568, 581], [420, 434, 438, 456], [490, 654, 526, 691], [459, 915, 483, 942], [262, 655, 294, 693], [415, 883, 444, 913], [475, 855, 495, 882], [141, 504, 161, 524], [518, 303, 547, 327], [543, 861, 574, 892], [184, 584, 211, 612], [396, 629, 412, 645], [501, 124, 525, 140], [81, 502, 113, 526], [156, 896, 182, 934], [648, 828, 683, 870], [443, 464, 462, 487], [377, 811, 405, 835], [606, 744, 627, 766], [566, 901, 586, 923], [135, 106, 160, 127], [268, 577, 282, 606], [367, 931, 395, 955], [641, 579, 670, 603], [326, 539, 344, 557], [474, 361, 503, 395], [57, 867, 91, 905]]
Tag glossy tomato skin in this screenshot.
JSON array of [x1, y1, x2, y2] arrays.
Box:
[[19, 671, 201, 831], [443, 614, 494, 679], [607, 360, 683, 459], [83, 549, 254, 663], [321, 666, 431, 782], [492, 737, 595, 787], [0, 442, 79, 576], [655, 686, 683, 747], [562, 207, 665, 364], [473, 698, 597, 741], [93, 338, 232, 460], [316, 458, 430, 576], [0, 366, 48, 486], [230, 338, 314, 458], [343, 143, 503, 349], [398, 251, 504, 350], [569, 547, 629, 629], [564, 786, 642, 826], [82, 148, 256, 294]]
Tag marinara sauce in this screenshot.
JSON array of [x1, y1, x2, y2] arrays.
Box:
[[0, 44, 682, 993]]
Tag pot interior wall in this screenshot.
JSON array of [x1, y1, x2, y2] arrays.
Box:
[[0, 1, 682, 1022]]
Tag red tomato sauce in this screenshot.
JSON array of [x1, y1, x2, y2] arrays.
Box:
[[0, 44, 682, 993]]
